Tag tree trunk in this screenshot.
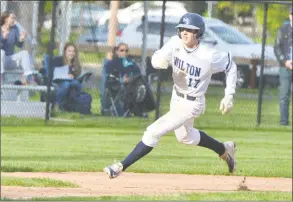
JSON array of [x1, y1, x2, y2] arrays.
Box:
[[38, 1, 46, 44]]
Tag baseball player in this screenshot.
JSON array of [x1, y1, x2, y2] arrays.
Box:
[[104, 13, 237, 179]]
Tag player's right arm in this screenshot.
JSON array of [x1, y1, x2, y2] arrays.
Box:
[[151, 36, 176, 69]]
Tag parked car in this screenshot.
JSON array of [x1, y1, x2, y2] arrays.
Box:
[[44, 2, 107, 29], [76, 23, 127, 46], [118, 15, 280, 88], [98, 1, 187, 27], [76, 9, 186, 48]]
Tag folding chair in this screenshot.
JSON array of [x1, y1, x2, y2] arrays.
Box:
[[123, 75, 156, 117], [102, 74, 128, 117]]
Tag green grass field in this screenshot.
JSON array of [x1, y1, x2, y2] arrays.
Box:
[[2, 192, 292, 201], [1, 126, 291, 177], [1, 124, 292, 200], [1, 85, 292, 200], [1, 176, 79, 188]]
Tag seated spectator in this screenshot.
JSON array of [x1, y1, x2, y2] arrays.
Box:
[[106, 43, 141, 84], [53, 42, 82, 111], [0, 11, 35, 85], [102, 43, 144, 117]]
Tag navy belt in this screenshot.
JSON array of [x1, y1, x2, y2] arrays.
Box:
[[175, 89, 197, 101]]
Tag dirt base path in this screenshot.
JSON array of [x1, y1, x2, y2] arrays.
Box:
[[1, 172, 292, 199]]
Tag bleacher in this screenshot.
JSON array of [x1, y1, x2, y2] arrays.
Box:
[[1, 68, 55, 118]]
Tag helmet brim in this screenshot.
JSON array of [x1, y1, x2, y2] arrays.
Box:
[[175, 24, 200, 30]]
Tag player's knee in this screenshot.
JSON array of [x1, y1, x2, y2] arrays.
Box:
[[142, 127, 163, 147], [176, 130, 200, 145]]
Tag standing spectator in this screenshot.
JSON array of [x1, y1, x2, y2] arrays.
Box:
[[54, 42, 82, 110], [0, 11, 35, 85], [274, 6, 292, 126]]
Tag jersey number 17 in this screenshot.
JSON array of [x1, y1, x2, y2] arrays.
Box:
[[188, 78, 200, 88]]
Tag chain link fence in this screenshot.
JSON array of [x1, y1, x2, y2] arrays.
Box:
[[1, 1, 292, 129]]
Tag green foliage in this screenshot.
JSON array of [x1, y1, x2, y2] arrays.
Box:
[[217, 2, 289, 40], [255, 4, 289, 39], [217, 2, 253, 24], [44, 1, 53, 15]]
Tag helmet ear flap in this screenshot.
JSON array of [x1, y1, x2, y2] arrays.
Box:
[[196, 31, 204, 39]]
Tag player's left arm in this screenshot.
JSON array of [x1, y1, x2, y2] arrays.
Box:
[[211, 51, 237, 115]]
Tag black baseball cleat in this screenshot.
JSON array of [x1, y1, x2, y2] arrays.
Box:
[[220, 141, 236, 173]]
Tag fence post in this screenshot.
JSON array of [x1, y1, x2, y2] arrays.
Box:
[[31, 1, 39, 65], [107, 1, 120, 47], [45, 1, 58, 122], [155, 0, 166, 120], [140, 0, 148, 77], [257, 3, 269, 126]]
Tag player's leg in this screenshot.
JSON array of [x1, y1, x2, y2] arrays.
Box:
[[104, 97, 194, 178], [174, 119, 236, 173]]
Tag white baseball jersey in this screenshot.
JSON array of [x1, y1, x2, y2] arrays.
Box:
[[151, 35, 237, 98]]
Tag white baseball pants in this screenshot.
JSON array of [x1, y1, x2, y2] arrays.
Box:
[[142, 89, 206, 147]]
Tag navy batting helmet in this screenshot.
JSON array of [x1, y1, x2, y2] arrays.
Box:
[[176, 13, 205, 39]]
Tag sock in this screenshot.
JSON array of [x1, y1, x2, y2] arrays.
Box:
[[198, 131, 225, 156], [121, 141, 153, 171]]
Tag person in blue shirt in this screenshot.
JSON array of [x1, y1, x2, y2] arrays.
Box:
[[274, 6, 292, 125], [106, 43, 141, 84], [102, 43, 141, 116], [0, 11, 34, 85]]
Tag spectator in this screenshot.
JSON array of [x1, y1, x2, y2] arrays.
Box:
[[274, 6, 292, 126], [112, 43, 141, 84], [103, 43, 142, 116], [54, 42, 82, 111], [0, 11, 34, 85]]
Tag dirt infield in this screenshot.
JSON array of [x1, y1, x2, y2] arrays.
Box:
[[1, 172, 292, 199]]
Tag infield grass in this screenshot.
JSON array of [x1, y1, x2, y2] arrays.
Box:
[[1, 124, 292, 177], [1, 191, 292, 201], [1, 176, 79, 188]]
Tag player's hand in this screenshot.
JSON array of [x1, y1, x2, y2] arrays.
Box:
[[284, 60, 292, 70], [219, 95, 234, 115]]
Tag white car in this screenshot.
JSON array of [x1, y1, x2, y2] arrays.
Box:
[[98, 1, 187, 27], [118, 15, 280, 88]]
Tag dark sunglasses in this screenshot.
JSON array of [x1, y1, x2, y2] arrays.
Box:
[[179, 28, 199, 34], [119, 49, 128, 52]]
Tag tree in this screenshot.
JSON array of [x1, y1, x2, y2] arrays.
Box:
[[184, 1, 207, 15], [37, 1, 46, 44], [217, 2, 289, 41]]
